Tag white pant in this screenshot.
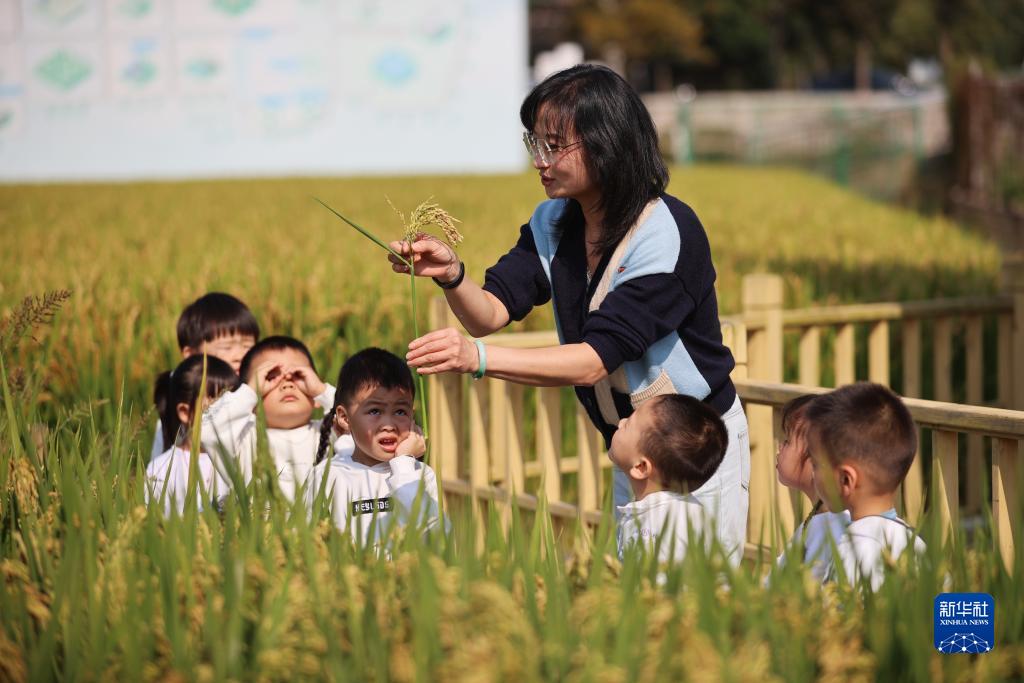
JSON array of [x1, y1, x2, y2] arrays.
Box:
[[614, 395, 750, 565]]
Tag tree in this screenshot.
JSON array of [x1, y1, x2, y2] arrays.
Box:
[[577, 0, 711, 90]]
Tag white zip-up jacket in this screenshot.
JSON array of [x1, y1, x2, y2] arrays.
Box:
[[307, 453, 440, 546], [616, 490, 707, 564], [776, 509, 852, 581], [825, 511, 927, 591], [199, 383, 337, 503], [145, 446, 227, 516]]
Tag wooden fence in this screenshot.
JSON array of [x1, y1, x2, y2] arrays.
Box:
[[425, 264, 1024, 566]]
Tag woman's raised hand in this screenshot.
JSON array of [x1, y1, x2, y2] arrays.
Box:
[[387, 233, 460, 282], [406, 327, 479, 375]]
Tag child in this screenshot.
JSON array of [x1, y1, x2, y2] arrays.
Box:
[[200, 335, 345, 503], [145, 355, 239, 516], [805, 382, 926, 590], [307, 348, 437, 546], [609, 394, 728, 565], [152, 292, 260, 458], [773, 394, 850, 580]]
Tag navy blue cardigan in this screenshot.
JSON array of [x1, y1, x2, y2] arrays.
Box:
[[482, 193, 736, 446]]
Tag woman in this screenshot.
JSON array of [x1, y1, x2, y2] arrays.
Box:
[[388, 64, 750, 561]]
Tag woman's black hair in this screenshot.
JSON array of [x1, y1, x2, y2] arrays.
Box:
[[520, 64, 669, 255], [157, 355, 240, 448], [238, 335, 316, 384], [314, 348, 416, 465]]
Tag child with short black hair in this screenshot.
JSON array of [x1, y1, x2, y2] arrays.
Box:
[[145, 355, 239, 516], [805, 382, 926, 590], [152, 292, 260, 457], [610, 394, 728, 564], [307, 347, 436, 545], [773, 394, 850, 580], [200, 335, 345, 503], [177, 292, 260, 370]]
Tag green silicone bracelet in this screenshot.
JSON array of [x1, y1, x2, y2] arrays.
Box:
[[472, 340, 486, 380]]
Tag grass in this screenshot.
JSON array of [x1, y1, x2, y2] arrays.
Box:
[[0, 166, 1015, 679], [1, 353, 1022, 681]]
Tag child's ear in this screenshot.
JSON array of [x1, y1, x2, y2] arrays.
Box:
[[181, 345, 196, 359], [629, 456, 655, 481], [176, 402, 192, 426], [837, 464, 858, 498], [333, 405, 350, 433]]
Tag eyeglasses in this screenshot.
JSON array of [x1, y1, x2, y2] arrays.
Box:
[[523, 131, 583, 165]]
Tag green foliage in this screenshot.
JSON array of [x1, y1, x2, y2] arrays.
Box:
[[569, 0, 1024, 90]]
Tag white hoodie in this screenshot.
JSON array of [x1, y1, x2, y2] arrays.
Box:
[[306, 453, 441, 546], [199, 383, 338, 503], [145, 446, 227, 516], [616, 490, 707, 564], [776, 509, 852, 581], [825, 510, 927, 591]]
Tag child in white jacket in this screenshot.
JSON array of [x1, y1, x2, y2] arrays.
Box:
[[151, 292, 259, 460], [806, 383, 927, 591], [306, 347, 438, 546], [146, 354, 239, 516], [610, 394, 728, 565], [200, 335, 341, 503], [773, 394, 850, 581]]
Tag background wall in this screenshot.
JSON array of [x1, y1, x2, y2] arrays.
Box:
[[0, 0, 528, 180]]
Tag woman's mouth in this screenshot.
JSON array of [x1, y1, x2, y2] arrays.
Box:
[[540, 175, 554, 186]]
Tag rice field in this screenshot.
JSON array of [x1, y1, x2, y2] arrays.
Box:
[[0, 166, 1018, 681]]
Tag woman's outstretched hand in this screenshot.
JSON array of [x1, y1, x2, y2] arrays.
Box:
[[406, 327, 479, 375], [387, 233, 460, 282]]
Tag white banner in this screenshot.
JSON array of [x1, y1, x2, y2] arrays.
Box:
[[0, 0, 528, 180]]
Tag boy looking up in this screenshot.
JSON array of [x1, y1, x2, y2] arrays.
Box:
[[200, 336, 340, 504], [609, 394, 728, 564]]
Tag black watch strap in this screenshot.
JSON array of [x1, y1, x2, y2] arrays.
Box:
[[433, 261, 465, 290]]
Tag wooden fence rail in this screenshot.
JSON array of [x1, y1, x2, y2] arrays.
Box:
[[427, 291, 1024, 568], [737, 379, 1023, 570], [738, 259, 1024, 518]]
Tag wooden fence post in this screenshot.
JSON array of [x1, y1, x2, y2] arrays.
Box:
[[965, 315, 984, 513], [992, 437, 1020, 572], [901, 319, 925, 523], [428, 298, 462, 485], [742, 274, 785, 547], [1004, 253, 1024, 410]]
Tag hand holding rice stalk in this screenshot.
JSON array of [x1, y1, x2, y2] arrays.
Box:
[[314, 196, 463, 458]]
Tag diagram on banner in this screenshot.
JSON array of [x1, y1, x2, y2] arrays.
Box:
[[106, 0, 164, 33], [29, 43, 100, 100], [108, 37, 168, 98], [174, 0, 296, 31], [174, 38, 231, 96], [2, 0, 527, 178], [236, 28, 330, 133], [0, 43, 26, 137], [22, 0, 100, 37], [337, 0, 467, 110]]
